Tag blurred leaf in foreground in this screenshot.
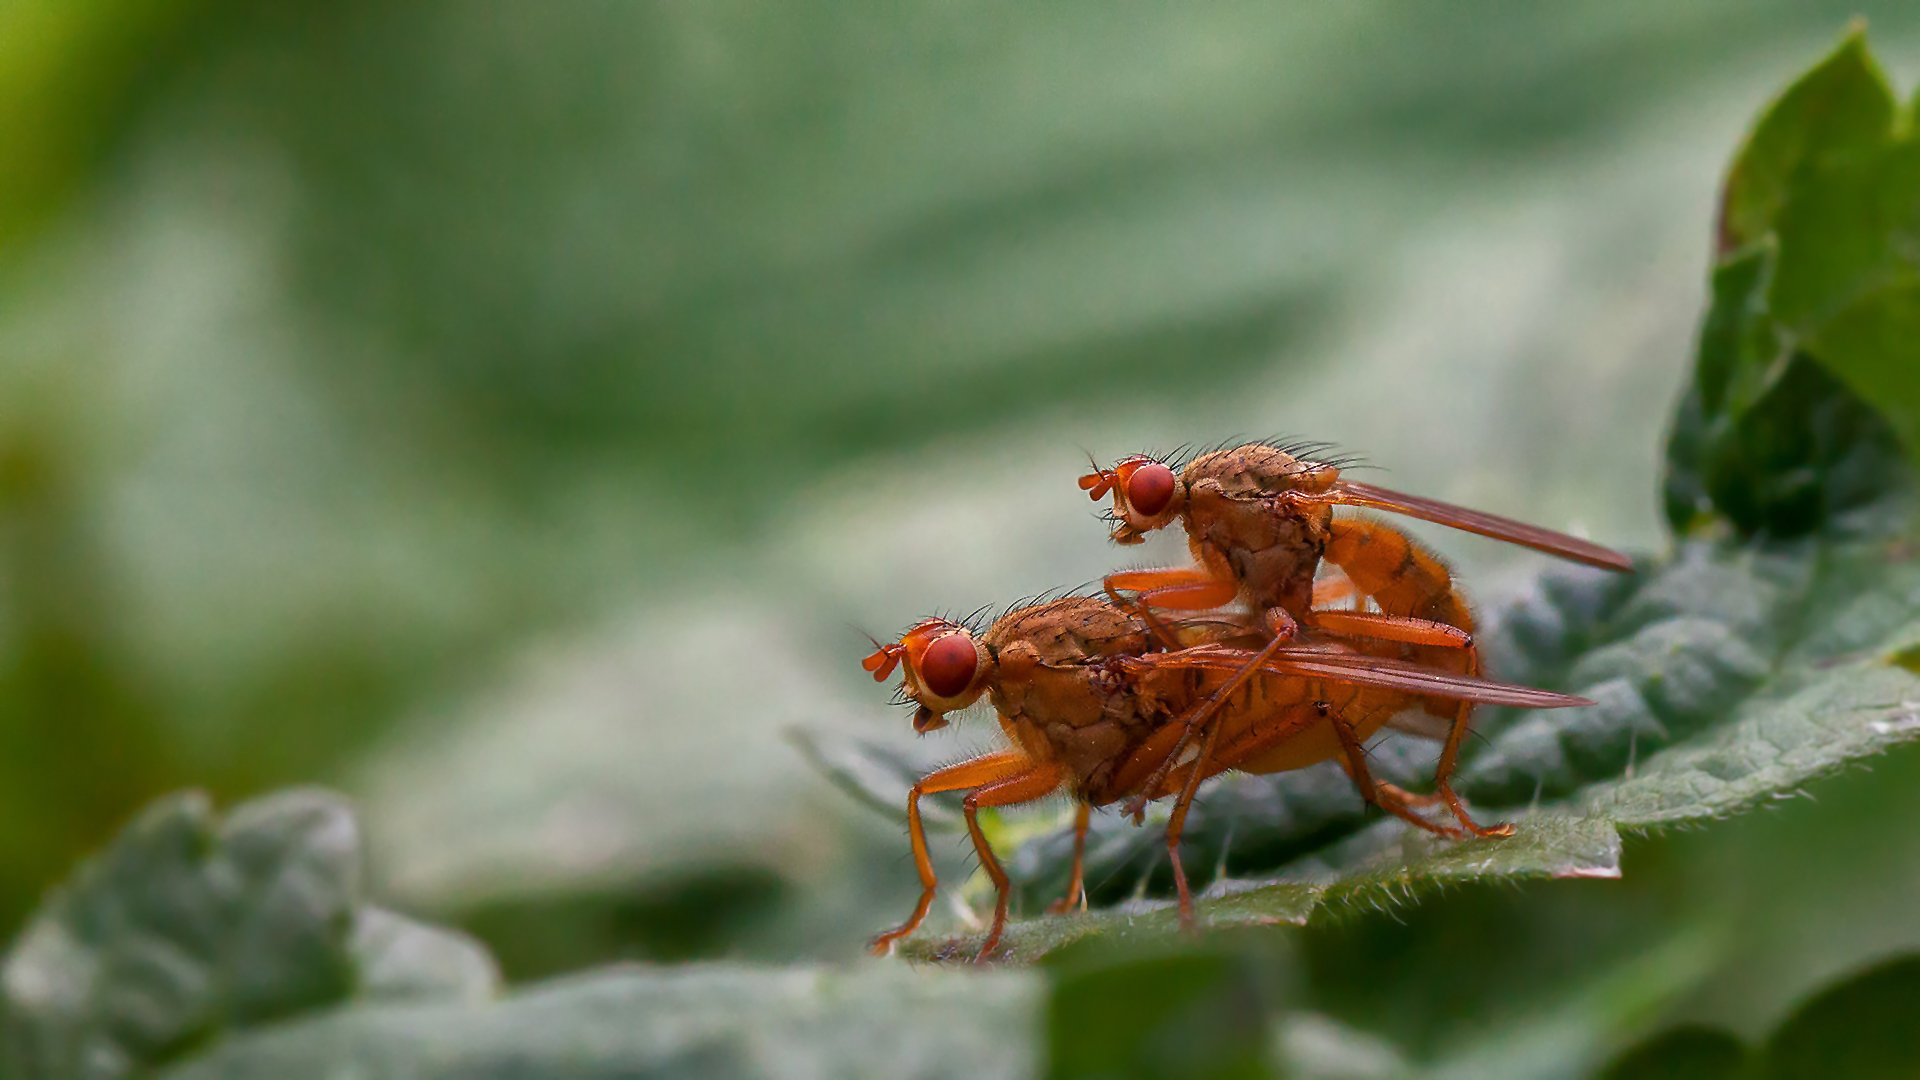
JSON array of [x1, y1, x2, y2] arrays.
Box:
[[0, 789, 497, 1080], [1587, 951, 1920, 1080], [161, 963, 1040, 1080], [1590, 1026, 1748, 1080], [3, 788, 1034, 1080], [1045, 936, 1282, 1080], [1759, 953, 1920, 1080]]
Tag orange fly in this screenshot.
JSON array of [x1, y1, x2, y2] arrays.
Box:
[[861, 595, 1589, 960], [1079, 441, 1632, 836]]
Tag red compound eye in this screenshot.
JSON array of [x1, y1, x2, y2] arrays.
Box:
[[1125, 462, 1177, 517], [919, 632, 978, 699]]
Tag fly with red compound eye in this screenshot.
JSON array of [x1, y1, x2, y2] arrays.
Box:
[[858, 595, 1592, 961], [1079, 441, 1634, 837]]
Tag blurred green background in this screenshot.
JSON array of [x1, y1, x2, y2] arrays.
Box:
[[4, 0, 1920, 1060]]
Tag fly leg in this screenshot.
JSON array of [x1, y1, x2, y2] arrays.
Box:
[[1310, 609, 1472, 649], [1121, 604, 1301, 822], [1326, 704, 1467, 839], [1432, 702, 1516, 838], [1046, 801, 1092, 915], [1307, 605, 1475, 812], [962, 762, 1069, 962], [1337, 758, 1446, 809], [1103, 566, 1240, 649], [869, 750, 1032, 955], [1162, 710, 1225, 933], [1367, 774, 1447, 808]]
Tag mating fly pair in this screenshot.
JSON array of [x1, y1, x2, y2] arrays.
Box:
[[864, 441, 1631, 961]]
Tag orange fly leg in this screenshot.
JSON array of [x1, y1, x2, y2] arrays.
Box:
[[1430, 705, 1516, 838], [1100, 719, 1193, 812], [1104, 566, 1241, 611], [1047, 802, 1093, 915], [1368, 776, 1446, 809], [870, 750, 1032, 956], [1167, 700, 1328, 794], [1311, 609, 1473, 649], [1322, 517, 1514, 836], [1325, 704, 1466, 839], [1103, 566, 1240, 648], [962, 761, 1069, 962], [1119, 605, 1302, 821], [1160, 711, 1225, 932]]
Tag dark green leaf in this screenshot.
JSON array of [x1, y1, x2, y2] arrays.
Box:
[[1696, 30, 1920, 485], [1046, 939, 1280, 1080], [1663, 248, 1910, 538], [1762, 954, 1920, 1080], [1591, 1025, 1747, 1080]]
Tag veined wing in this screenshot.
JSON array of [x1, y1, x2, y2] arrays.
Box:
[[1326, 480, 1633, 572], [1142, 644, 1594, 708]]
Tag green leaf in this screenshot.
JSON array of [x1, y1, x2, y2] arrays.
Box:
[[0, 789, 500, 1080], [1590, 1026, 1748, 1080], [158, 964, 1041, 1080], [914, 814, 1620, 965], [1694, 30, 1920, 490], [1718, 27, 1894, 254], [786, 727, 966, 831], [1045, 939, 1280, 1080], [1760, 954, 1920, 1080], [1584, 951, 1920, 1080], [349, 908, 499, 1004], [1662, 247, 1911, 539]]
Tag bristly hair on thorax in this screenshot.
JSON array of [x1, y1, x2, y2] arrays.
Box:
[[1121, 436, 1372, 476], [1245, 435, 1372, 475]]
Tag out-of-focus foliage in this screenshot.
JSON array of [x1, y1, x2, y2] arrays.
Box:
[[1045, 937, 1283, 1080], [2, 789, 1038, 1080], [0, 790, 495, 1080], [12, 791, 1920, 1080], [0, 0, 238, 251], [157, 962, 1041, 1080], [1593, 1027, 1748, 1080], [1593, 955, 1920, 1080]]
